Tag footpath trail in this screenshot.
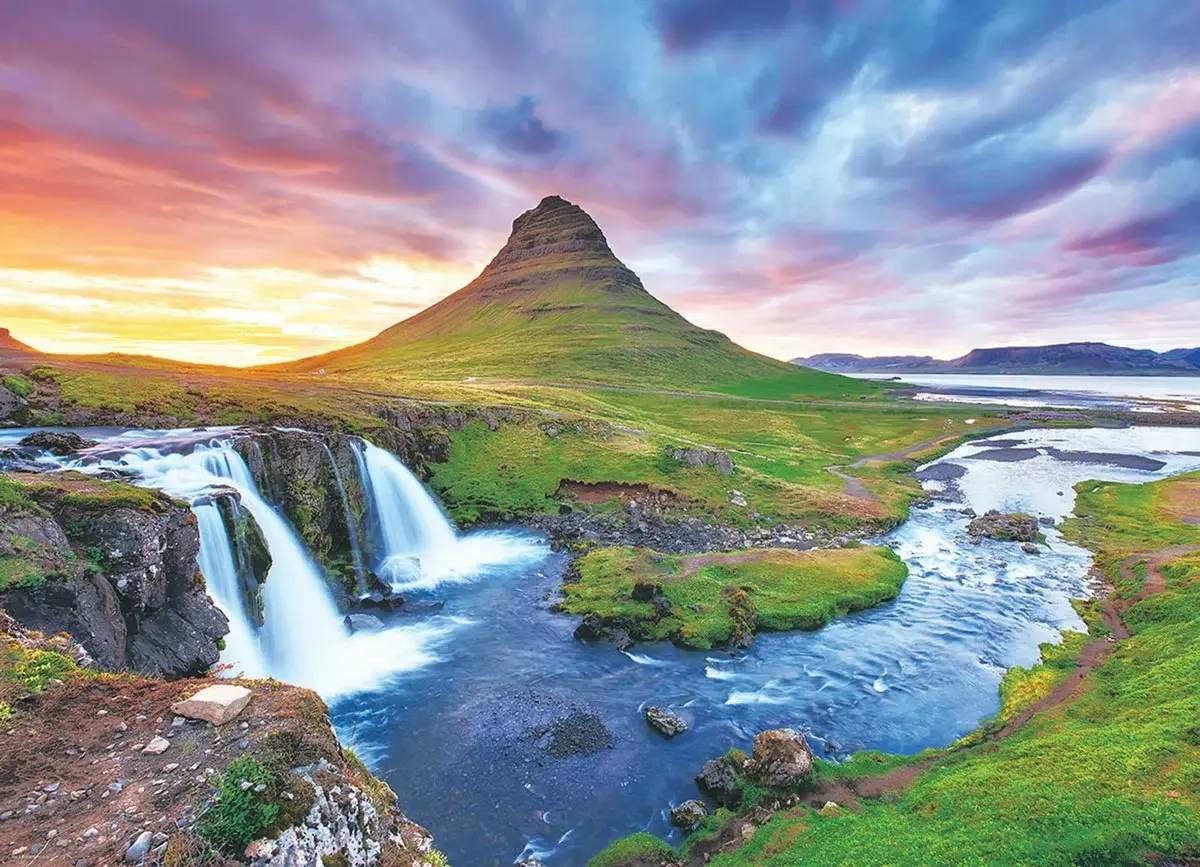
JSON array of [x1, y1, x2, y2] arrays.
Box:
[[826, 429, 1002, 502], [682, 540, 1200, 867]]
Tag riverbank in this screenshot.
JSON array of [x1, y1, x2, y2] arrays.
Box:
[[589, 469, 1200, 866]]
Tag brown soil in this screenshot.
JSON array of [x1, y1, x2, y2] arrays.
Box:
[[0, 673, 333, 865], [558, 480, 663, 504], [675, 550, 773, 580]]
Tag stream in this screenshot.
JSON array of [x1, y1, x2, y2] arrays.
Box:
[[6, 424, 1200, 866]]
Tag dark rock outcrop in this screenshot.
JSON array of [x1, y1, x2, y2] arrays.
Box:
[[0, 473, 227, 678], [213, 491, 271, 626], [696, 755, 743, 808], [17, 430, 98, 456], [670, 799, 709, 832], [668, 447, 735, 475], [967, 511, 1040, 542]]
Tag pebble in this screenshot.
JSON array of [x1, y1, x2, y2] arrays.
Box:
[[46, 829, 58, 840], [0, 810, 14, 820], [125, 830, 153, 863], [135, 714, 147, 722], [97, 710, 108, 717], [238, 738, 250, 749], [151, 833, 168, 846], [238, 781, 253, 791], [83, 828, 99, 839], [12, 848, 27, 856], [163, 763, 179, 772], [44, 782, 61, 793], [142, 736, 171, 755]]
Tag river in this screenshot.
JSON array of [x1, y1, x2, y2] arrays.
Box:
[[5, 424, 1200, 866]]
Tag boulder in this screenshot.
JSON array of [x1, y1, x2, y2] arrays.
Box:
[[668, 447, 735, 476], [1021, 542, 1041, 555], [652, 596, 673, 620], [17, 431, 98, 456], [142, 736, 171, 755], [967, 511, 1039, 543], [695, 756, 743, 808], [631, 578, 661, 602], [729, 489, 748, 507], [345, 613, 385, 632], [744, 729, 814, 788], [669, 799, 709, 832], [644, 706, 688, 738], [171, 684, 252, 725], [0, 384, 27, 422], [610, 628, 634, 651]]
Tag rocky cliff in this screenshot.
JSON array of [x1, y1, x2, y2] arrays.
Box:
[[0, 471, 228, 678], [0, 614, 444, 866]]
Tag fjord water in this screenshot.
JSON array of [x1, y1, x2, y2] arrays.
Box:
[[8, 424, 1200, 865]]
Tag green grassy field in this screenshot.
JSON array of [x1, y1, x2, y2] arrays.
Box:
[[560, 546, 908, 649], [588, 471, 1200, 866]]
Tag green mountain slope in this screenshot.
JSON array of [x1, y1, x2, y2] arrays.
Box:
[[270, 196, 871, 399]]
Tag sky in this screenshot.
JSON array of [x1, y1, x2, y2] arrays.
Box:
[[1, 0, 1198, 366]]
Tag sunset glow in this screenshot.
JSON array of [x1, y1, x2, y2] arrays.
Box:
[[1, 1, 1198, 363]]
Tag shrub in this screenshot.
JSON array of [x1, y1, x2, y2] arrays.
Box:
[[195, 757, 280, 855]]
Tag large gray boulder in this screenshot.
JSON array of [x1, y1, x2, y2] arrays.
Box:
[[645, 706, 688, 738], [967, 511, 1039, 542], [695, 755, 743, 808]]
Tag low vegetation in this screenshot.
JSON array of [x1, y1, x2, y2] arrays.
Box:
[[591, 471, 1200, 866], [561, 546, 907, 649]]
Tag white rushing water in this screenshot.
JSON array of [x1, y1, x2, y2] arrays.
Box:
[[32, 433, 502, 698]]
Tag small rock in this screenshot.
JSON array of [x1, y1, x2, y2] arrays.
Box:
[[1021, 542, 1041, 555], [238, 739, 250, 750], [125, 831, 153, 863], [696, 756, 743, 808], [171, 684, 253, 725], [344, 613, 385, 633], [609, 629, 634, 651], [669, 799, 709, 832], [644, 706, 688, 738], [151, 833, 168, 846], [46, 829, 58, 840], [244, 839, 278, 860], [44, 782, 61, 793], [729, 489, 748, 507], [239, 780, 253, 791], [142, 737, 170, 756], [83, 828, 99, 839], [163, 763, 178, 772]]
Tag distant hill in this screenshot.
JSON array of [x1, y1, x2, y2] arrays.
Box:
[[794, 342, 1200, 376], [269, 196, 871, 399], [0, 328, 38, 354]]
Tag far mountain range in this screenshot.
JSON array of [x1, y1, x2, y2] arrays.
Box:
[[794, 343, 1200, 376]]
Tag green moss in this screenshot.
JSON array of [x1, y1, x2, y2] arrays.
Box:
[[2, 374, 33, 397], [342, 747, 398, 812], [561, 546, 908, 649], [587, 832, 679, 867], [0, 476, 42, 515], [195, 756, 281, 855], [321, 855, 349, 867], [995, 631, 1089, 725], [0, 637, 92, 715]]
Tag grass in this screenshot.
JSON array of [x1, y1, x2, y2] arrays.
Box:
[[195, 756, 281, 855], [560, 546, 908, 649], [673, 471, 1200, 867], [994, 631, 1089, 725], [587, 832, 679, 867], [2, 373, 33, 397]]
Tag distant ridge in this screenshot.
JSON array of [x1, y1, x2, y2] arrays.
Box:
[[268, 195, 869, 398], [0, 328, 38, 354], [794, 342, 1200, 376]]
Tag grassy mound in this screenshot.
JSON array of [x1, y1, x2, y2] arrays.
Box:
[[561, 546, 908, 649]]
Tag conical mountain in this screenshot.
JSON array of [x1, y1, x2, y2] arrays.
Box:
[[274, 196, 864, 397]]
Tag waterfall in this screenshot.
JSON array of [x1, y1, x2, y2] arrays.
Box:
[[92, 439, 450, 698], [321, 442, 367, 596], [353, 440, 458, 588], [193, 501, 266, 676]]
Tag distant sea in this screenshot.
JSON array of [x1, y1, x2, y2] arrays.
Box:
[[847, 373, 1200, 413]]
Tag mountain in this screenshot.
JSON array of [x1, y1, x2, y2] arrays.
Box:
[[271, 196, 869, 398], [794, 342, 1200, 376], [0, 328, 38, 354]]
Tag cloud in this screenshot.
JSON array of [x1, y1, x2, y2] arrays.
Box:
[[0, 0, 1196, 362]]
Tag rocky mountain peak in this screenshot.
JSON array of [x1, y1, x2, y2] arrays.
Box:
[[481, 194, 617, 279]]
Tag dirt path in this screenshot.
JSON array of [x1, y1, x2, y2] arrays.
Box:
[[826, 428, 1006, 502], [682, 541, 1200, 867]]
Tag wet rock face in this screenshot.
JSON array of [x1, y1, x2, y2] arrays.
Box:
[[214, 492, 271, 626], [967, 511, 1040, 542], [17, 430, 97, 456], [0, 384, 28, 424], [645, 706, 688, 738], [744, 729, 814, 788], [0, 477, 227, 678], [670, 799, 709, 833], [696, 756, 743, 808]]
